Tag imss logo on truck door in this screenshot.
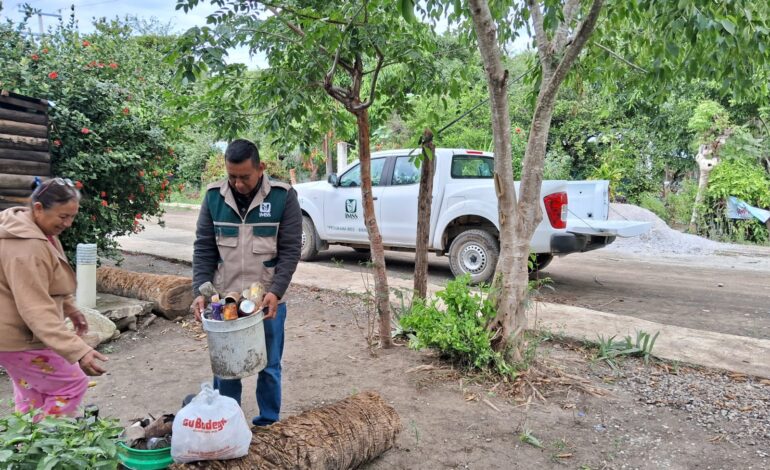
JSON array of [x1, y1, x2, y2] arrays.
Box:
[[345, 199, 358, 219]]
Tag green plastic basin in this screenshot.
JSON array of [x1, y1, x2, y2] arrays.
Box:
[[117, 442, 173, 470]]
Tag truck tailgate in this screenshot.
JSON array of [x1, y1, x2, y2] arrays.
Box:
[[568, 220, 652, 237]]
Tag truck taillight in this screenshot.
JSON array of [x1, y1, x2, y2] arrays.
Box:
[[543, 192, 568, 229]]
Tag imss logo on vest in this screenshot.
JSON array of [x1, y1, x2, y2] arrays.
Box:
[[260, 203, 271, 217]]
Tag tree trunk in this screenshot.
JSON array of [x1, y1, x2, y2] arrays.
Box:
[[170, 391, 401, 470], [469, 0, 604, 360], [413, 129, 436, 299], [469, 0, 522, 359], [689, 166, 713, 232], [324, 131, 333, 176], [96, 267, 193, 319], [355, 109, 392, 348]]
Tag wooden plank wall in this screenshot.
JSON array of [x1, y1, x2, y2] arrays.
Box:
[[0, 90, 51, 210]]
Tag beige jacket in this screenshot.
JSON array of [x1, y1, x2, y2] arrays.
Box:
[[0, 207, 91, 364]]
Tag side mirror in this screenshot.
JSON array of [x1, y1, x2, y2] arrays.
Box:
[[327, 173, 339, 187]]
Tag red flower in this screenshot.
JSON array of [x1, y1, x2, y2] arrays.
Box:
[[134, 213, 142, 219], [122, 107, 130, 115], [47, 71, 58, 80], [138, 170, 145, 178], [97, 62, 104, 68], [31, 54, 40, 61], [74, 181, 83, 190], [160, 180, 168, 190], [42, 48, 48, 54], [139, 184, 145, 193], [82, 40, 90, 47], [108, 62, 118, 69], [53, 139, 62, 147], [101, 200, 108, 207], [100, 191, 107, 198], [86, 61, 96, 68], [515, 127, 522, 134], [81, 128, 90, 134], [159, 194, 165, 202]]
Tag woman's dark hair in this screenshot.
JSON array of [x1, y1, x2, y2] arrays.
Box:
[[30, 178, 81, 209], [225, 139, 260, 167]]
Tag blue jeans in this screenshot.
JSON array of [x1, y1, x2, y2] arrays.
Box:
[[213, 303, 286, 426]]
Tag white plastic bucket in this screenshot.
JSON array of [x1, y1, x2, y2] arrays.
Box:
[[202, 313, 267, 379]]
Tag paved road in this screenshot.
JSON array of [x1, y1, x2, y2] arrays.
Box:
[[149, 209, 770, 340]]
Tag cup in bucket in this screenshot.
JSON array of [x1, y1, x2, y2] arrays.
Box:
[[202, 311, 267, 379]]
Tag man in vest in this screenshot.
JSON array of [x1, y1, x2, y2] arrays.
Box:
[[191, 139, 302, 426]]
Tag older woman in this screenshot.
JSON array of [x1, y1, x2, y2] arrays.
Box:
[[0, 178, 107, 416]]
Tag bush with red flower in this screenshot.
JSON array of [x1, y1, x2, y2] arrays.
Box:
[[0, 14, 180, 260]]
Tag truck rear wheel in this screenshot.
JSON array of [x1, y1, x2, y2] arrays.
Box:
[[301, 215, 319, 261], [448, 229, 499, 284]]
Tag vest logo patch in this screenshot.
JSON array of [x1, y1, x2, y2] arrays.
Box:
[[260, 202, 271, 217]]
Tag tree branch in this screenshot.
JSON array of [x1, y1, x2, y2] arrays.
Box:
[[546, 0, 604, 96], [324, 2, 368, 92], [257, 1, 364, 27], [266, 5, 354, 73], [528, 0, 552, 72], [553, 0, 581, 52], [355, 44, 384, 110], [595, 42, 647, 73]]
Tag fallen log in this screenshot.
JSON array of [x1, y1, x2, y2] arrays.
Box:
[[171, 391, 401, 470], [0, 158, 50, 176], [0, 133, 48, 152], [0, 148, 51, 163], [96, 267, 193, 320], [0, 92, 49, 113], [0, 119, 48, 138], [0, 107, 48, 126], [0, 174, 48, 190]]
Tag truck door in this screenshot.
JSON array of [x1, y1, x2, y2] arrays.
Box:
[[322, 157, 388, 242], [378, 155, 424, 246]]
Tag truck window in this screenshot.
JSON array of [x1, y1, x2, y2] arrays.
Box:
[[392, 156, 421, 185], [451, 155, 494, 179], [339, 158, 387, 187]]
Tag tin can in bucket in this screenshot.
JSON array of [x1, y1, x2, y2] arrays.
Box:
[[202, 312, 267, 379]]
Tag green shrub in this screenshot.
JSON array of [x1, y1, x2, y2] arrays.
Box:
[[664, 178, 697, 226], [0, 409, 123, 468], [637, 193, 667, 220], [399, 275, 513, 375]]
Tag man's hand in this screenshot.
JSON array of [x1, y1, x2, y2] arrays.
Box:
[[68, 310, 88, 336], [190, 295, 205, 321], [260, 292, 279, 320], [79, 350, 108, 376]]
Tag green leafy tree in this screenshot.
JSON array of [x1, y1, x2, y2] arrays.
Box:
[[422, 0, 770, 361]]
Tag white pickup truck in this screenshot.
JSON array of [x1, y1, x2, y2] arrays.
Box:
[[295, 148, 650, 283]]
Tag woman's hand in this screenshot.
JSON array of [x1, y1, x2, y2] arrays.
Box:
[[79, 350, 108, 376], [68, 310, 88, 336]]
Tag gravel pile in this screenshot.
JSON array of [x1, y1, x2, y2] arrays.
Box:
[[618, 366, 770, 452], [604, 203, 724, 255]]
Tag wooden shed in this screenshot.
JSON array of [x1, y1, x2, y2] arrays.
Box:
[[0, 90, 52, 211]]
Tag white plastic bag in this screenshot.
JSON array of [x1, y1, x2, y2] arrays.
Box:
[[171, 383, 251, 463]]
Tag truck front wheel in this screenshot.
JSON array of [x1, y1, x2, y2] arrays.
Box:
[[448, 229, 499, 284], [301, 215, 319, 261]]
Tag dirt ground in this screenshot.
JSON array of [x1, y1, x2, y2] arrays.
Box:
[[2, 253, 767, 469]]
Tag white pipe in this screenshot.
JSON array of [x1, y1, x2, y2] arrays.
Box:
[[75, 243, 97, 309]]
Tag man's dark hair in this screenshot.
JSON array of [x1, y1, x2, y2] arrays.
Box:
[[225, 139, 260, 167]]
